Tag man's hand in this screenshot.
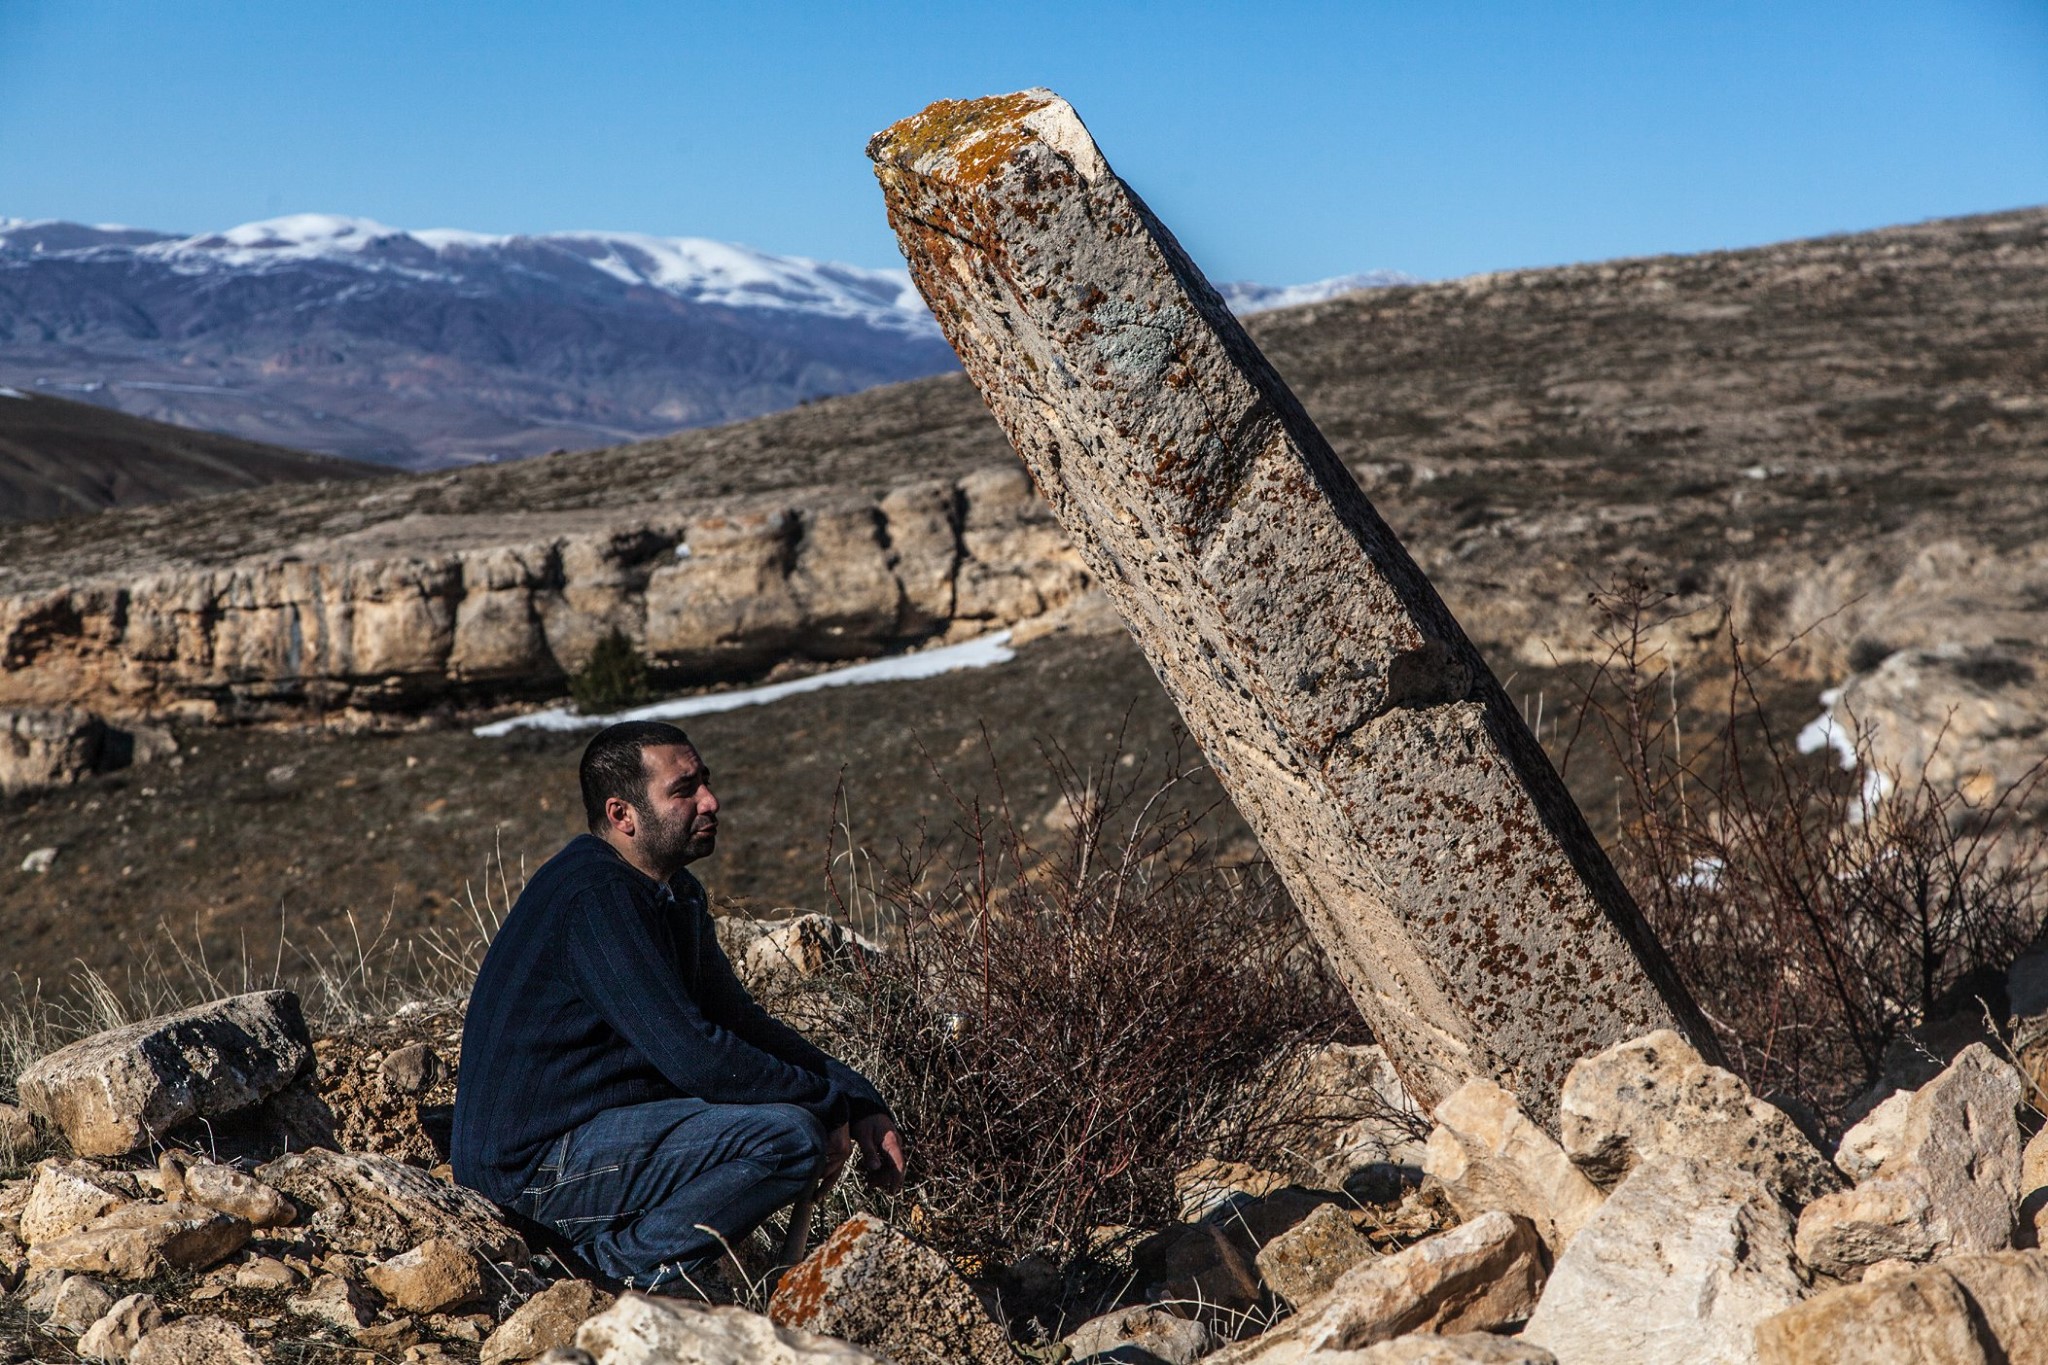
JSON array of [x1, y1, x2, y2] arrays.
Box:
[[851, 1112, 906, 1194], [819, 1122, 855, 1196]]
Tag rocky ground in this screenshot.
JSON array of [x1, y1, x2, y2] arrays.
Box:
[[4, 906, 2048, 1363]]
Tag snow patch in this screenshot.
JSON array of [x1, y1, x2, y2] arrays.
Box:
[[1219, 271, 1417, 314], [0, 386, 27, 399], [475, 630, 1017, 737], [1796, 685, 1896, 823]]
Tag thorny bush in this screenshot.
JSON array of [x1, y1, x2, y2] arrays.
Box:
[[1562, 571, 2048, 1127], [816, 734, 1367, 1267]]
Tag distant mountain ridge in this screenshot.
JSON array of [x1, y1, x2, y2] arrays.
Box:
[[0, 213, 1406, 470]]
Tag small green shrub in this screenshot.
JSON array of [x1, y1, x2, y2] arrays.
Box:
[[570, 628, 652, 714]]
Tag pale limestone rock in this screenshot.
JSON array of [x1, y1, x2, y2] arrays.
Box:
[[76, 1292, 163, 1361], [1832, 1087, 1912, 1182], [1557, 1029, 1839, 1207], [2022, 1124, 2048, 1246], [740, 913, 875, 984], [14, 990, 313, 1156], [235, 1254, 297, 1289], [786, 501, 905, 657], [1314, 1337, 1558, 1364], [27, 1201, 250, 1280], [879, 480, 962, 632], [33, 1270, 115, 1331], [1255, 1201, 1375, 1309], [367, 1236, 488, 1314], [19, 1160, 135, 1244], [579, 1292, 889, 1364], [0, 1098, 36, 1152], [157, 1151, 295, 1227], [769, 1213, 1011, 1365], [1216, 1211, 1544, 1363], [1423, 1080, 1606, 1252], [1522, 1155, 1807, 1365], [644, 509, 804, 671], [867, 88, 1713, 1126], [483, 1279, 616, 1365], [258, 1148, 526, 1261], [379, 1043, 444, 1096], [1752, 1256, 2048, 1364], [0, 707, 107, 796], [130, 1315, 266, 1365], [1794, 1043, 2022, 1276], [287, 1271, 375, 1329], [1064, 1305, 1212, 1365]]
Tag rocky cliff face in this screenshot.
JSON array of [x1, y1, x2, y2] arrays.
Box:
[[0, 465, 1084, 723]]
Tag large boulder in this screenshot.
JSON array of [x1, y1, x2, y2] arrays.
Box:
[[76, 1292, 163, 1362], [26, 1201, 250, 1280], [484, 1279, 617, 1365], [1422, 1080, 1606, 1253], [1756, 1250, 2048, 1364], [1216, 1211, 1544, 1363], [157, 1151, 295, 1227], [1521, 1155, 1808, 1365], [769, 1214, 1011, 1365], [1557, 1029, 1839, 1207], [1255, 1201, 1376, 1309], [257, 1147, 526, 1262], [366, 1235, 488, 1314], [15, 991, 313, 1156], [1794, 1043, 2022, 1277], [579, 1292, 889, 1364], [18, 1159, 140, 1244]]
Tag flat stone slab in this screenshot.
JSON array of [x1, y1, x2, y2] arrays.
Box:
[[15, 991, 312, 1156], [867, 90, 1715, 1122]]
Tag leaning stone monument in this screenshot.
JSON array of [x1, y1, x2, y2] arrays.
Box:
[[868, 91, 1720, 1125]]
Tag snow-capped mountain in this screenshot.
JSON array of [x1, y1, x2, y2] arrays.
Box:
[[1218, 271, 1419, 314], [0, 213, 1406, 469]]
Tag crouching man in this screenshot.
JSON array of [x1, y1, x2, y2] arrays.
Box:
[[452, 720, 904, 1292]]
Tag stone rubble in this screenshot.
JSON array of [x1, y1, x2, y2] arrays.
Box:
[[769, 1212, 1013, 1365], [1254, 1201, 1377, 1309], [579, 1292, 890, 1364], [483, 1279, 617, 1365], [1422, 1080, 1607, 1253], [1064, 1305, 1214, 1365], [76, 1290, 164, 1361]]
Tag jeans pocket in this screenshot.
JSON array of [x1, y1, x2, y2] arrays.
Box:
[[522, 1131, 576, 1197]]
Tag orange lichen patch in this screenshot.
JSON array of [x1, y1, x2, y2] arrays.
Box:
[[766, 1212, 876, 1327], [867, 90, 1054, 187]]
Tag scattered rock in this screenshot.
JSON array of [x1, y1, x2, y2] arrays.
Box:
[[380, 1043, 445, 1096], [1218, 1211, 1544, 1363], [483, 1279, 616, 1365], [286, 1271, 376, 1330], [1064, 1305, 1212, 1365], [0, 1099, 35, 1152], [130, 1315, 266, 1365], [581, 1292, 890, 1363], [1128, 1220, 1264, 1320], [76, 1292, 163, 1361], [14, 990, 314, 1156], [157, 1150, 295, 1227], [1795, 1043, 2022, 1277], [1558, 1029, 1840, 1207], [1316, 1336, 1559, 1364], [1422, 1080, 1606, 1253], [1522, 1155, 1807, 1364], [1756, 1251, 2048, 1363], [1832, 1088, 1913, 1183], [367, 1236, 488, 1314], [18, 1159, 136, 1244], [2021, 1124, 2048, 1247], [769, 1213, 1012, 1364], [27, 1201, 250, 1279], [19, 846, 56, 874], [258, 1147, 525, 1261], [1274, 1042, 1430, 1186], [1255, 1201, 1376, 1309], [31, 1270, 115, 1331], [236, 1254, 298, 1289]]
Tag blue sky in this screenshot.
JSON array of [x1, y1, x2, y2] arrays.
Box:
[[0, 1, 2042, 284]]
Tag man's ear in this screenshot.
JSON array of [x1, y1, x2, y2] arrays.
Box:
[[605, 796, 637, 838]]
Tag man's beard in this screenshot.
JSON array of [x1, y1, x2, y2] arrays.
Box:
[[637, 802, 716, 872]]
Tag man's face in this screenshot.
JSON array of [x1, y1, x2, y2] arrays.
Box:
[[632, 743, 720, 873]]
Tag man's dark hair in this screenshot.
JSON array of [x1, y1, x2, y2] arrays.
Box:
[[580, 721, 693, 833]]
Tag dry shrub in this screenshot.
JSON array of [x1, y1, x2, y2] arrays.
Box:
[[823, 735, 1366, 1266], [1564, 572, 2048, 1125]]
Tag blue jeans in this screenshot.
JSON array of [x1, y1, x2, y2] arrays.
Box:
[[514, 1098, 826, 1291]]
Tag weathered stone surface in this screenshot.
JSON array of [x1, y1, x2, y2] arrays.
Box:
[[14, 990, 313, 1156], [76, 1291, 163, 1361], [1522, 1155, 1807, 1364], [1832, 1087, 1912, 1183], [26, 1201, 250, 1279], [379, 1043, 444, 1096], [580, 1293, 889, 1364], [1218, 1211, 1543, 1363], [157, 1150, 295, 1227], [1065, 1305, 1212, 1365], [368, 1236, 488, 1314], [130, 1315, 266, 1365], [31, 1269, 115, 1331], [1754, 1253, 2048, 1364], [0, 1098, 34, 1152], [769, 1213, 1010, 1365], [1129, 1220, 1265, 1319], [19, 1159, 136, 1244], [235, 1253, 298, 1289], [867, 89, 1713, 1126], [1422, 1080, 1606, 1252], [1255, 1201, 1375, 1309], [1794, 1043, 2022, 1276], [1558, 1029, 1839, 1207], [1315, 1336, 1558, 1365], [257, 1147, 525, 1261], [484, 1279, 617, 1365], [287, 1270, 376, 1329]]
